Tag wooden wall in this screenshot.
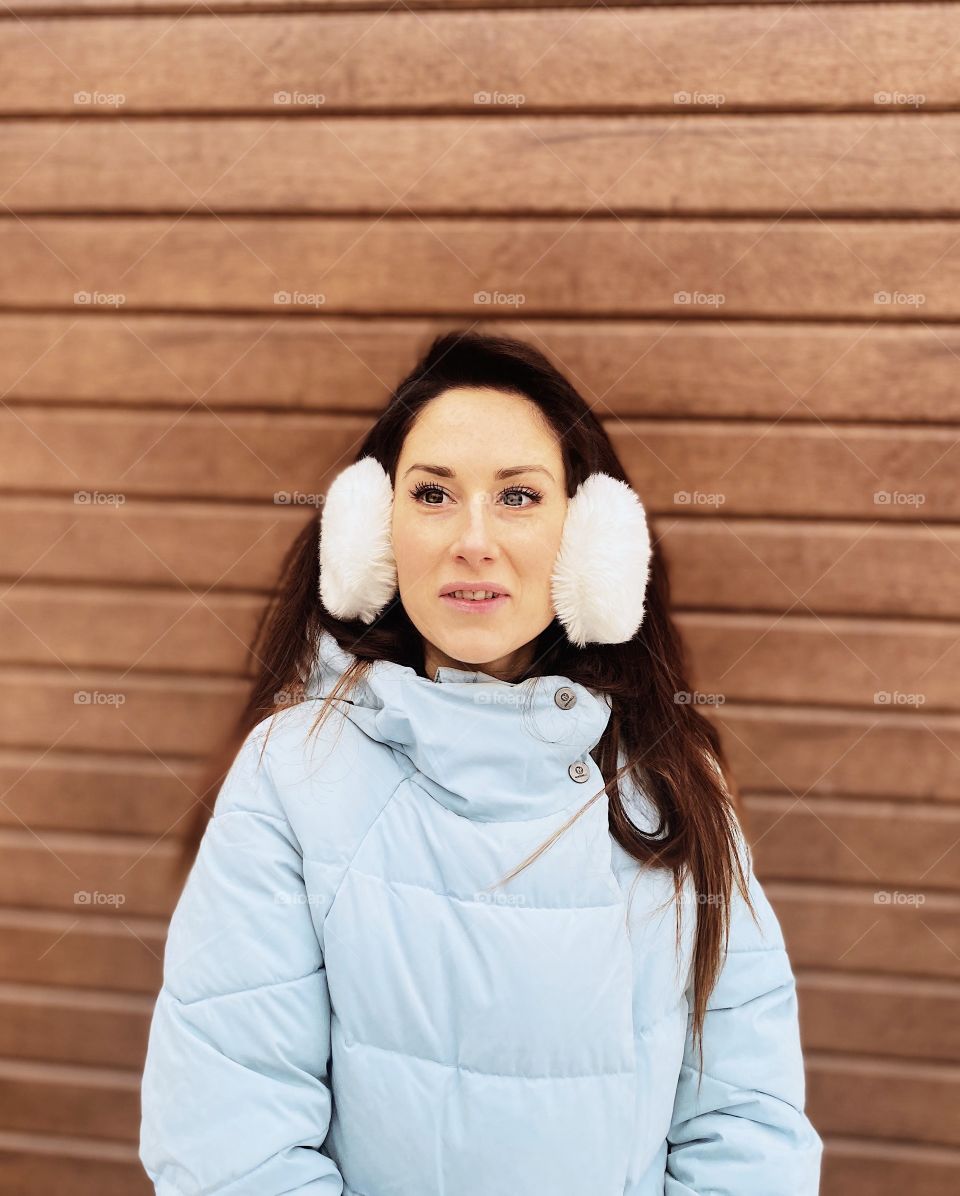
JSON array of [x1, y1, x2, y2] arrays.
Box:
[[1, 0, 958, 1191]]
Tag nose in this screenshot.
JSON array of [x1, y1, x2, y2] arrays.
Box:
[[450, 492, 498, 565]]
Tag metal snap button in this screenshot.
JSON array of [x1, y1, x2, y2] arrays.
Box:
[[554, 686, 577, 710], [568, 760, 590, 783]]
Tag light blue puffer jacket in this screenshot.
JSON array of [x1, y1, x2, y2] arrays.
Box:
[[140, 630, 823, 1195]]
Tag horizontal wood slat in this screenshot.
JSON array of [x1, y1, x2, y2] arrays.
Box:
[[773, 884, 960, 980], [822, 1138, 960, 1196], [1, 217, 957, 317], [720, 706, 960, 803], [5, 0, 878, 11], [2, 316, 957, 424], [2, 501, 958, 617], [0, 497, 302, 591], [681, 613, 960, 710], [2, 407, 955, 519], [1, 8, 958, 113], [808, 1055, 960, 1147], [0, 984, 152, 1070], [4, 115, 960, 215], [665, 522, 960, 620], [797, 971, 960, 1063], [0, 831, 180, 918], [0, 749, 200, 837], [747, 796, 960, 889], [0, 1061, 138, 1142], [0, 667, 245, 756], [0, 1131, 147, 1196], [0, 584, 263, 675], [0, 909, 164, 992]]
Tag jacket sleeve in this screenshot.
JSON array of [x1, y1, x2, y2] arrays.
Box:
[[139, 717, 344, 1195], [664, 829, 824, 1196]]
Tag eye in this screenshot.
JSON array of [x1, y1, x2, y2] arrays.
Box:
[[410, 481, 448, 505], [500, 485, 543, 508]]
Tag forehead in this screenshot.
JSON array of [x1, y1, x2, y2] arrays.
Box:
[[400, 387, 563, 471]]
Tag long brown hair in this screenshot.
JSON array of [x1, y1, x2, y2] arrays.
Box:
[[177, 328, 755, 1078]]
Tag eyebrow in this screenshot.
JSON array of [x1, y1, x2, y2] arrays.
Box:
[[403, 463, 556, 482]]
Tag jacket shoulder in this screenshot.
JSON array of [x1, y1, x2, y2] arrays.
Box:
[[219, 699, 407, 916]]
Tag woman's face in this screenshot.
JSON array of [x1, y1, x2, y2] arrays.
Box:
[[392, 387, 567, 681]]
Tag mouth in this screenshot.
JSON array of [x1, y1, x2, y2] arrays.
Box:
[[438, 585, 510, 614]]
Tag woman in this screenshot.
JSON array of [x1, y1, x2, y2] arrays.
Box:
[[139, 329, 823, 1195]]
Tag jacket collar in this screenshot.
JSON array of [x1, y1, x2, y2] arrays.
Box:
[[305, 630, 613, 822]]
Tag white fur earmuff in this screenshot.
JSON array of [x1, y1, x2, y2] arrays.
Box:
[[549, 473, 652, 648], [318, 457, 652, 645], [318, 456, 397, 624]]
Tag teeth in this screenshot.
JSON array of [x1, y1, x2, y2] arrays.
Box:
[[450, 590, 498, 600]]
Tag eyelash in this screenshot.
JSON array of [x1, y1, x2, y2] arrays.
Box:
[[409, 481, 543, 508]]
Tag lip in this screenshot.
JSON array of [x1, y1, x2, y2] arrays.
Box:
[[439, 593, 510, 614], [438, 581, 511, 615], [438, 581, 511, 598]]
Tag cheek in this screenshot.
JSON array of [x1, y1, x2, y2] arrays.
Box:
[[391, 511, 441, 583], [516, 520, 564, 586]]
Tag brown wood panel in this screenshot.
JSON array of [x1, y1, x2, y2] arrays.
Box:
[[0, 666, 245, 756], [0, 1133, 148, 1196], [6, 0, 877, 11], [0, 984, 152, 1069], [1, 8, 958, 113], [721, 705, 960, 803], [0, 749, 200, 837], [4, 114, 960, 215], [3, 407, 958, 519], [0, 1061, 139, 1142], [1, 216, 957, 317], [772, 883, 960, 980], [0, 910, 163, 992], [797, 971, 960, 1063], [822, 1139, 960, 1196], [0, 496, 301, 590], [680, 613, 960, 711], [0, 584, 262, 674], [747, 795, 960, 888], [665, 521, 960, 620], [0, 831, 180, 918], [2, 316, 957, 424], [808, 1055, 960, 1147]]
